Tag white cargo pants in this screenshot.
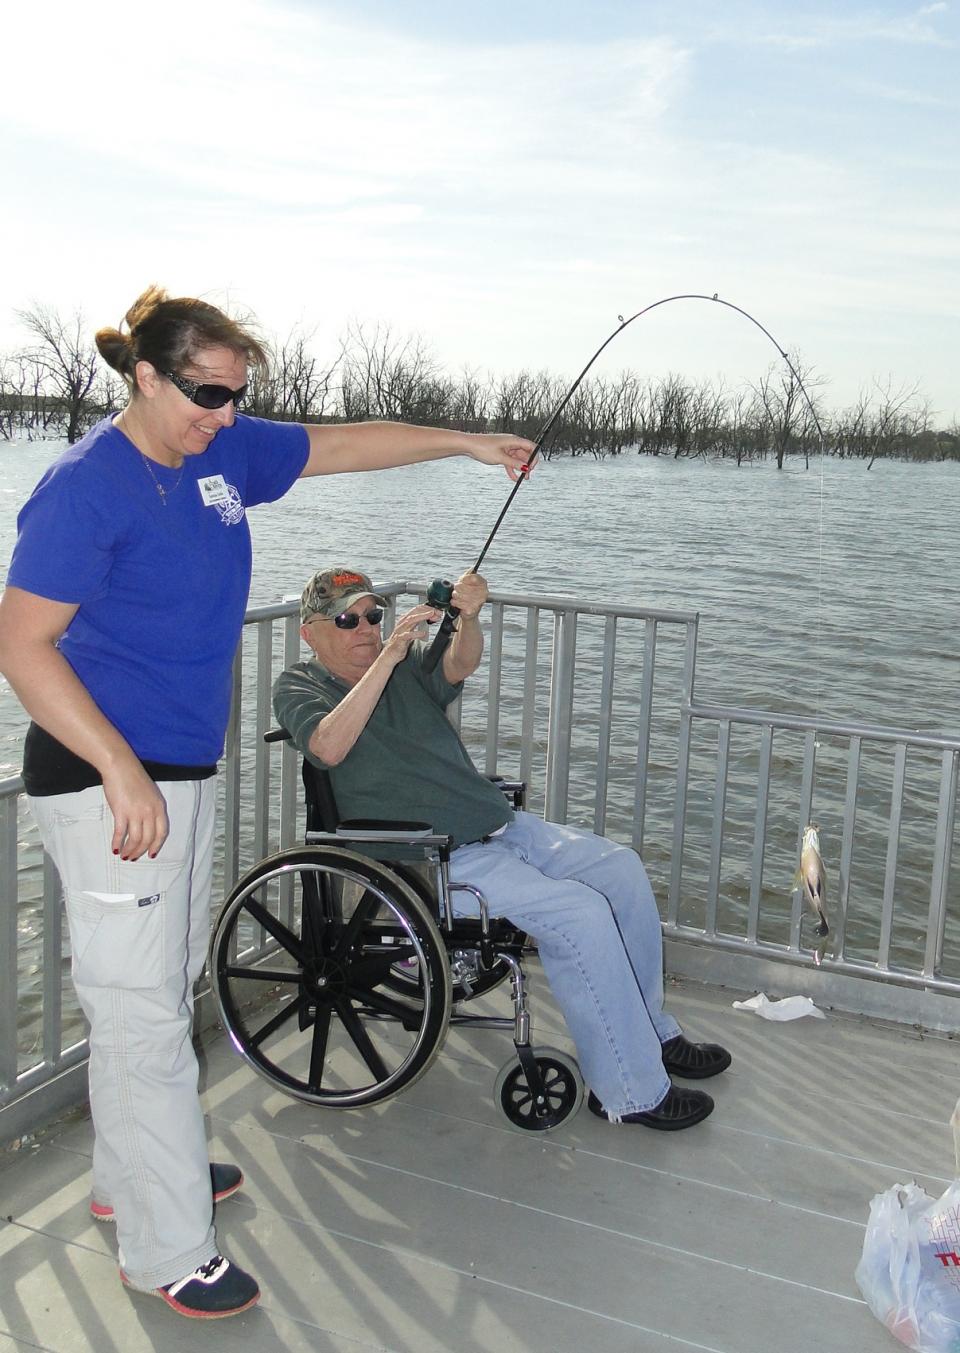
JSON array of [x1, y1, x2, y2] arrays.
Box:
[[29, 778, 220, 1290]]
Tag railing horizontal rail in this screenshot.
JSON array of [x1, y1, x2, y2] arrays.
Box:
[[688, 700, 960, 752]]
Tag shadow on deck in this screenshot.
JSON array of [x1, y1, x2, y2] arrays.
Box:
[[1, 968, 955, 1353]]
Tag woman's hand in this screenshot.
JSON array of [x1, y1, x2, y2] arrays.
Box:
[[462, 433, 537, 480], [101, 760, 170, 860]]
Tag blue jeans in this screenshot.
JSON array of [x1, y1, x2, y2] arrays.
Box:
[[449, 812, 680, 1116]]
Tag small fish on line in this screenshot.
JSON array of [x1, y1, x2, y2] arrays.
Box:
[[796, 823, 829, 939]]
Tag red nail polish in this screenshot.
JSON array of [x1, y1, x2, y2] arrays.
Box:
[[113, 849, 120, 855]]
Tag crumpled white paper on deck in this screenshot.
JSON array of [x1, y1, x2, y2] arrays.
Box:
[[732, 991, 826, 1021]]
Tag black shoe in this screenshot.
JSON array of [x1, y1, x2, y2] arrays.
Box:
[[587, 1085, 714, 1130], [661, 1033, 731, 1080], [122, 1255, 260, 1319]]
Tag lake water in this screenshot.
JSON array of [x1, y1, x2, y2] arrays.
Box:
[[3, 437, 959, 751], [2, 436, 959, 1063]]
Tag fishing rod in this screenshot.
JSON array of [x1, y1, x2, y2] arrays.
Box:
[[423, 291, 828, 671]]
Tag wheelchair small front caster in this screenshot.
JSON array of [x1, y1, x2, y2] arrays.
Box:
[[494, 1046, 583, 1131]]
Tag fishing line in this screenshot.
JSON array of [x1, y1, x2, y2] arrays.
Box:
[[425, 292, 829, 672]]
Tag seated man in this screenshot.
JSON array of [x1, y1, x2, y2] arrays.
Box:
[[273, 566, 731, 1129]]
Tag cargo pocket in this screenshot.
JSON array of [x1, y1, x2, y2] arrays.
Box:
[[66, 888, 167, 991]]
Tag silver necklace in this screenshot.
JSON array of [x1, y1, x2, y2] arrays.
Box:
[[139, 451, 184, 505], [117, 410, 185, 505]]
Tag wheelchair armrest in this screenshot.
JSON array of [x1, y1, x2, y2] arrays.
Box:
[[305, 824, 453, 863], [486, 775, 526, 811]]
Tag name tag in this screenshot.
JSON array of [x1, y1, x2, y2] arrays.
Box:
[[198, 474, 230, 506]]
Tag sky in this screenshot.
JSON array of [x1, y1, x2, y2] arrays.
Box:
[[1, 0, 957, 422]]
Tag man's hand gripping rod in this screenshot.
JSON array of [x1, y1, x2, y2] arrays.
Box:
[[421, 454, 537, 673]]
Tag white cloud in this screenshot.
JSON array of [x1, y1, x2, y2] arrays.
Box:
[[2, 1, 687, 207]]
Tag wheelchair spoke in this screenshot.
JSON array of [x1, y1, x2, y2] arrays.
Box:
[[308, 1004, 332, 1090], [349, 984, 426, 1023], [249, 993, 307, 1048], [333, 997, 390, 1082], [329, 890, 381, 961], [244, 899, 306, 964], [223, 965, 302, 984]]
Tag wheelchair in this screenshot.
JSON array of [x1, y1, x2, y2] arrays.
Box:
[[208, 735, 585, 1131]]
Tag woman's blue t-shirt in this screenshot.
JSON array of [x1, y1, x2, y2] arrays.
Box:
[[7, 415, 309, 765]]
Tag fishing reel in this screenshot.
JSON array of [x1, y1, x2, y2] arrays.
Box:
[[422, 577, 460, 672], [426, 577, 458, 616]]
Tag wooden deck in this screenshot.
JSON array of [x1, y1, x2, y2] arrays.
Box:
[[1, 967, 955, 1353]]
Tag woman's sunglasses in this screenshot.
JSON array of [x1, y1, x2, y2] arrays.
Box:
[[333, 608, 384, 630], [161, 369, 248, 410]]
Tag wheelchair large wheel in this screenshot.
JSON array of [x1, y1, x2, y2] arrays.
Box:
[[210, 846, 452, 1107]]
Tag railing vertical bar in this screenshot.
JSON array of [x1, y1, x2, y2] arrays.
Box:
[[666, 619, 699, 923], [278, 614, 302, 923], [519, 607, 540, 796], [279, 615, 302, 850], [544, 609, 577, 824], [41, 850, 63, 1065], [484, 602, 504, 776], [683, 616, 699, 705], [667, 707, 694, 926], [593, 616, 617, 836], [877, 742, 908, 971], [746, 726, 773, 943], [790, 730, 818, 951], [253, 618, 274, 865], [631, 618, 657, 854], [0, 795, 19, 1091], [924, 749, 958, 978], [835, 735, 861, 961], [705, 720, 731, 938], [222, 644, 244, 893]]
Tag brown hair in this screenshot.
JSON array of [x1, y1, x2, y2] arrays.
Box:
[[95, 285, 270, 391]]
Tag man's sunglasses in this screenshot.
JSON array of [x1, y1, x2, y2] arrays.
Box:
[[333, 607, 384, 629], [161, 369, 248, 410]]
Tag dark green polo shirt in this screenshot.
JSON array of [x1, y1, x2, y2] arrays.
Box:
[[273, 644, 513, 848]]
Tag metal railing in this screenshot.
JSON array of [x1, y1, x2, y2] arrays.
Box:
[[663, 699, 960, 1028], [2, 581, 958, 1143]]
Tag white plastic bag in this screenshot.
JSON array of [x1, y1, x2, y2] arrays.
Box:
[[732, 991, 826, 1021], [856, 1100, 960, 1352]]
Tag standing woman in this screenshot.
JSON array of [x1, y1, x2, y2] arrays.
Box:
[[0, 286, 534, 1319]]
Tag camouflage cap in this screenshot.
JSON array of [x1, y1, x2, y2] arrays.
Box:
[[300, 567, 387, 622]]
